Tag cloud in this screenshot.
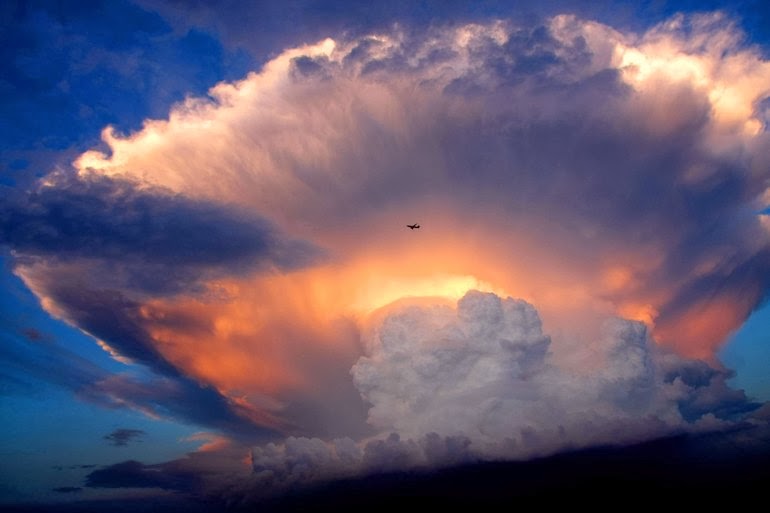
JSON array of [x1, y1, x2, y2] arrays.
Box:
[[0, 0, 248, 187], [0, 306, 276, 440], [230, 289, 764, 497], [139, 0, 532, 57], [66, 293, 769, 506], [81, 373, 281, 439], [352, 291, 759, 452], [0, 171, 322, 296], [52, 487, 82, 494], [66, 12, 770, 356], [104, 428, 147, 447], [0, 321, 107, 396], [0, 171, 325, 438], [80, 432, 474, 505], [86, 460, 186, 489], [85, 440, 254, 502], [86, 420, 770, 509], [245, 426, 770, 508], [139, 1, 769, 65], [247, 432, 473, 498], [20, 328, 45, 342], [4, 11, 769, 454]]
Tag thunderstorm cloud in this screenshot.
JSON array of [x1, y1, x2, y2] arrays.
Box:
[[3, 9, 770, 500]]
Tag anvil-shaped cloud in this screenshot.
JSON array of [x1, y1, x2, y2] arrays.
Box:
[[2, 12, 769, 463]]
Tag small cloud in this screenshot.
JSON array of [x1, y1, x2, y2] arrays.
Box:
[[104, 428, 146, 447], [21, 328, 45, 342], [183, 432, 231, 452], [52, 486, 82, 493], [85, 459, 197, 491]]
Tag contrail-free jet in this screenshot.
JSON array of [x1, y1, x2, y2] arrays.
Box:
[[407, 223, 420, 230]]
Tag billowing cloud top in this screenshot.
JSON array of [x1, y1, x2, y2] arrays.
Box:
[[2, 12, 769, 461]]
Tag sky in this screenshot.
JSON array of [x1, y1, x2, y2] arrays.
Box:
[[1, 0, 770, 510]]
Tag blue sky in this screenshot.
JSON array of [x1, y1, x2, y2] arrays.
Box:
[[0, 254, 204, 503], [1, 3, 258, 500], [2, 0, 769, 509]]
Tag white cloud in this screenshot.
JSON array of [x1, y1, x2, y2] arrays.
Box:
[[352, 291, 719, 455], [242, 288, 763, 494], [352, 292, 551, 442]]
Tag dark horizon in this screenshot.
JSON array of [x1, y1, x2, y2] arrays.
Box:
[[5, 427, 770, 512]]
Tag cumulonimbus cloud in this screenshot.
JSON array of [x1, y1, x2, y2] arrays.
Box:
[[241, 289, 762, 495], [67, 11, 770, 355], [2, 12, 769, 466]]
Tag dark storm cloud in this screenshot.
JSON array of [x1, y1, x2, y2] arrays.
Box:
[[17, 277, 178, 370], [104, 428, 146, 447], [661, 355, 762, 422], [252, 14, 763, 270], [656, 248, 770, 327], [80, 373, 279, 440], [0, 272, 281, 438], [138, 0, 768, 60], [52, 487, 82, 494], [257, 429, 770, 509], [0, 294, 276, 439], [84, 445, 251, 495], [0, 325, 274, 439], [85, 460, 195, 490], [139, 0, 506, 56], [322, 18, 769, 356], [0, 172, 322, 287], [304, 19, 768, 359], [4, 2, 769, 469], [1, 5, 770, 508], [0, 170, 301, 439], [79, 424, 770, 510], [9, 10, 766, 438]]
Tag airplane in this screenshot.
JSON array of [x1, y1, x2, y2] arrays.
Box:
[[407, 223, 420, 230]]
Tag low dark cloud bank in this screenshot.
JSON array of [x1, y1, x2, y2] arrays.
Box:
[[51, 487, 82, 494], [70, 424, 770, 512], [85, 460, 198, 490]]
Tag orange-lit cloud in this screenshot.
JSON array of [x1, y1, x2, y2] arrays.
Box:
[[3, 12, 769, 441]]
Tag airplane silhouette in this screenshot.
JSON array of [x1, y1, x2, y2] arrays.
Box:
[[407, 223, 420, 230]]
